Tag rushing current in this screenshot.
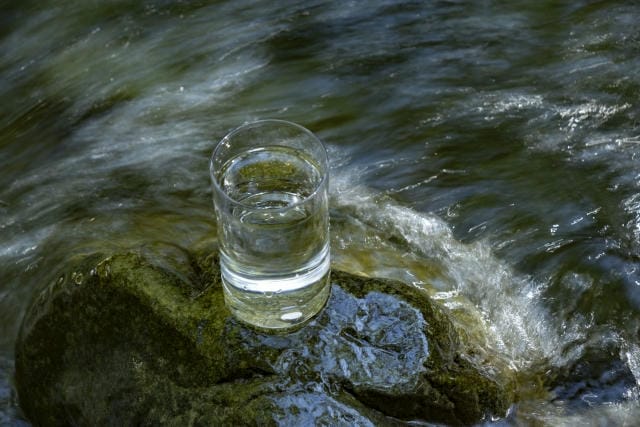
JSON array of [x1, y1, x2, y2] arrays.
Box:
[[2, 0, 640, 424]]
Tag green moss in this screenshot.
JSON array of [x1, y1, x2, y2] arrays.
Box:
[[16, 248, 516, 426]]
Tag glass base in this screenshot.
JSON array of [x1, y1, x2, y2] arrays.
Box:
[[222, 270, 331, 331]]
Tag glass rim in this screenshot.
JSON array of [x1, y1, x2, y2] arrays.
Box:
[[210, 119, 329, 212]]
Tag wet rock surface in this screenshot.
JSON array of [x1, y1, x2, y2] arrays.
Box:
[[15, 246, 515, 426]]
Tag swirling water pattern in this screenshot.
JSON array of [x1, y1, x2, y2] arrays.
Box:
[[2, 1, 640, 424]]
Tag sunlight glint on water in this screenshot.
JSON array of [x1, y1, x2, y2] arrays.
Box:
[[331, 169, 587, 372], [2, 0, 640, 424]]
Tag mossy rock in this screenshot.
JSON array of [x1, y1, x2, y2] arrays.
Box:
[[15, 245, 515, 426]]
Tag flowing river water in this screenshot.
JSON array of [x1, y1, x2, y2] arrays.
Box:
[[2, 1, 640, 425]]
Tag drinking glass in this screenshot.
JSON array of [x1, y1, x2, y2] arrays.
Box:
[[210, 119, 330, 330]]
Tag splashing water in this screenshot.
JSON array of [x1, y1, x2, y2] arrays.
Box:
[[3, 0, 640, 424], [331, 163, 640, 419]]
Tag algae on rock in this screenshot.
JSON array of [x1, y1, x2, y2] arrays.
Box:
[[15, 246, 515, 426]]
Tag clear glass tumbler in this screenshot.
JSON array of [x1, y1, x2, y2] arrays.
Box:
[[210, 119, 330, 330]]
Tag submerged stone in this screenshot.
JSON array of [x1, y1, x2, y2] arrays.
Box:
[[15, 246, 515, 426]]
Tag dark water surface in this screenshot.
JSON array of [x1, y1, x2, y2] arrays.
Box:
[[2, 0, 640, 424]]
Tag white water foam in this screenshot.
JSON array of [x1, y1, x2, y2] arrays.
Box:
[[329, 167, 594, 371]]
